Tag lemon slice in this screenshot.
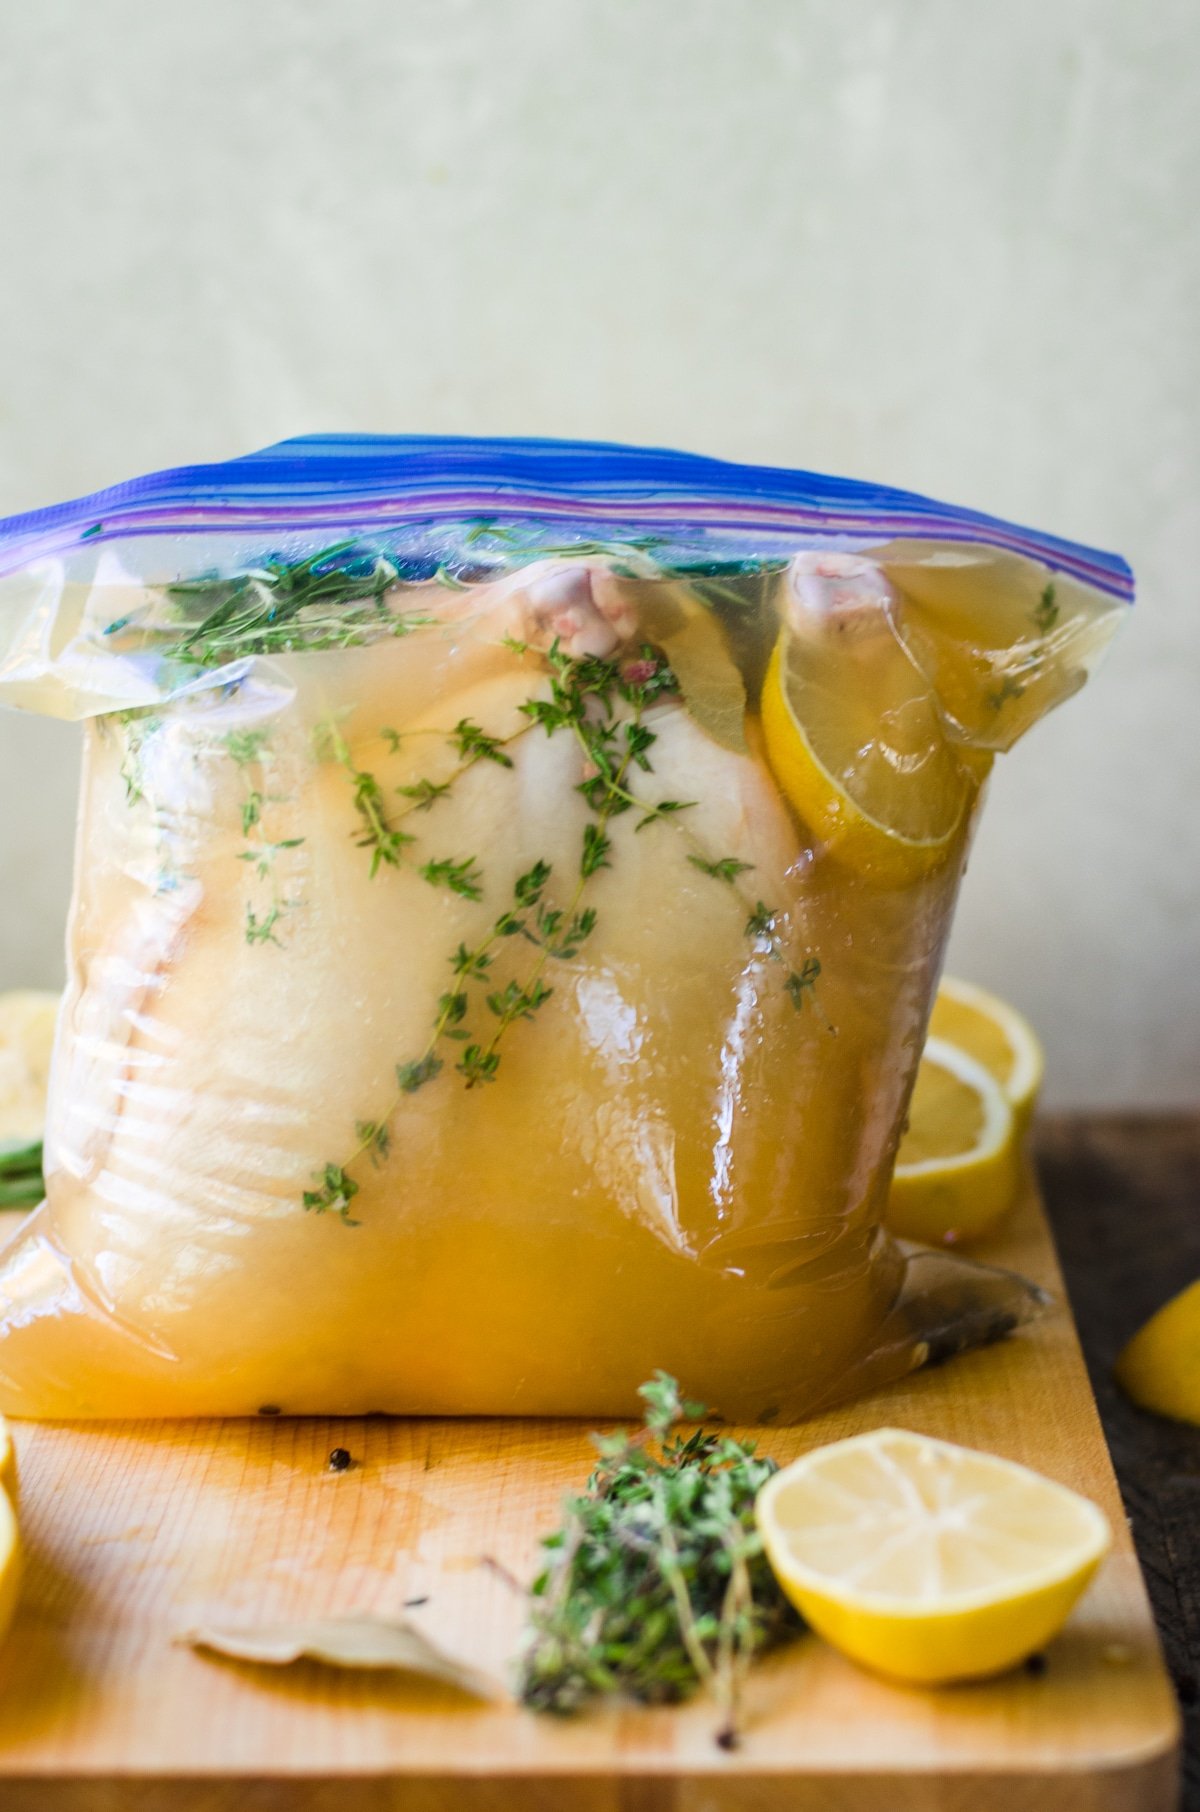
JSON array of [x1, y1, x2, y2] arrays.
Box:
[[1115, 1280, 1200, 1425], [929, 976, 1045, 1137], [760, 629, 982, 885], [0, 990, 60, 1143], [886, 1037, 1020, 1244], [756, 1428, 1110, 1684]]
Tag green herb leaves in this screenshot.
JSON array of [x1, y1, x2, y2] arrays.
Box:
[[456, 1045, 501, 1087], [396, 1053, 444, 1094], [1031, 582, 1059, 636], [519, 1373, 802, 1744], [419, 856, 484, 901], [396, 778, 451, 811], [302, 1164, 360, 1224], [514, 860, 551, 907], [688, 855, 754, 885], [117, 710, 163, 807], [225, 730, 270, 766], [986, 673, 1026, 713], [315, 722, 414, 876], [580, 823, 611, 879], [452, 718, 514, 769], [225, 731, 305, 948], [785, 957, 822, 1010], [744, 901, 827, 1025], [0, 1137, 45, 1209], [169, 543, 433, 665], [744, 901, 777, 943]]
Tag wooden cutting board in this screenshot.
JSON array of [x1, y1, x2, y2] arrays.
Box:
[[0, 1178, 1180, 1811]]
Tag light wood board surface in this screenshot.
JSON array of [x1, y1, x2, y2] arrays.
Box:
[[0, 1180, 1181, 1810]]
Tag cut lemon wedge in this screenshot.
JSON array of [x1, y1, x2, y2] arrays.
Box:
[[1115, 1279, 1200, 1426], [886, 1037, 1020, 1244], [760, 628, 983, 885], [0, 990, 60, 1144], [928, 976, 1044, 1137], [756, 1428, 1110, 1684]]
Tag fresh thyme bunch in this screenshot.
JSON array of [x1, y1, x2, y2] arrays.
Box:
[[519, 1373, 802, 1745]]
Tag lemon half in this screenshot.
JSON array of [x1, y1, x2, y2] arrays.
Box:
[[757, 1428, 1110, 1685], [887, 1037, 1020, 1245], [0, 990, 60, 1144]]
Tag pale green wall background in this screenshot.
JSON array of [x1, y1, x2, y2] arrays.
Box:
[[0, 0, 1195, 1105]]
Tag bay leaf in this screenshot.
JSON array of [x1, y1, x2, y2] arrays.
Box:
[[183, 1614, 503, 1698], [639, 584, 749, 754]]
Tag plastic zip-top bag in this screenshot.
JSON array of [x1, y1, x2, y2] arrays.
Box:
[[0, 436, 1130, 1419]]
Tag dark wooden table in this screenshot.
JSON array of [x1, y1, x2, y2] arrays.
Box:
[[1037, 1113, 1200, 1812]]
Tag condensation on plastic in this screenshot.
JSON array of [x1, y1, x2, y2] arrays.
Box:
[[0, 437, 1130, 1420]]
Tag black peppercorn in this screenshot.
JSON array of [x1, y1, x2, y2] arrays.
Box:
[[328, 1447, 352, 1472], [1024, 1652, 1048, 1677]]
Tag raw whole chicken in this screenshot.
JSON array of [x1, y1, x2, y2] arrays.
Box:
[[0, 560, 1017, 1417]]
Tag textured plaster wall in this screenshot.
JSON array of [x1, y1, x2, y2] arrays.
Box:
[[0, 0, 1195, 1106]]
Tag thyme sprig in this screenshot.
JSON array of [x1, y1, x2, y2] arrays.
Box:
[[520, 642, 696, 838], [745, 901, 826, 1024], [117, 710, 163, 806], [225, 730, 305, 947], [108, 709, 189, 895], [328, 716, 532, 875], [168, 542, 435, 665], [303, 856, 572, 1213], [1031, 581, 1059, 636], [688, 854, 754, 884], [315, 722, 415, 876], [519, 1373, 802, 1745]]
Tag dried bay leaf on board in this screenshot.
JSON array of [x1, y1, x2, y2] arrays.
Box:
[[182, 1614, 504, 1698]]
